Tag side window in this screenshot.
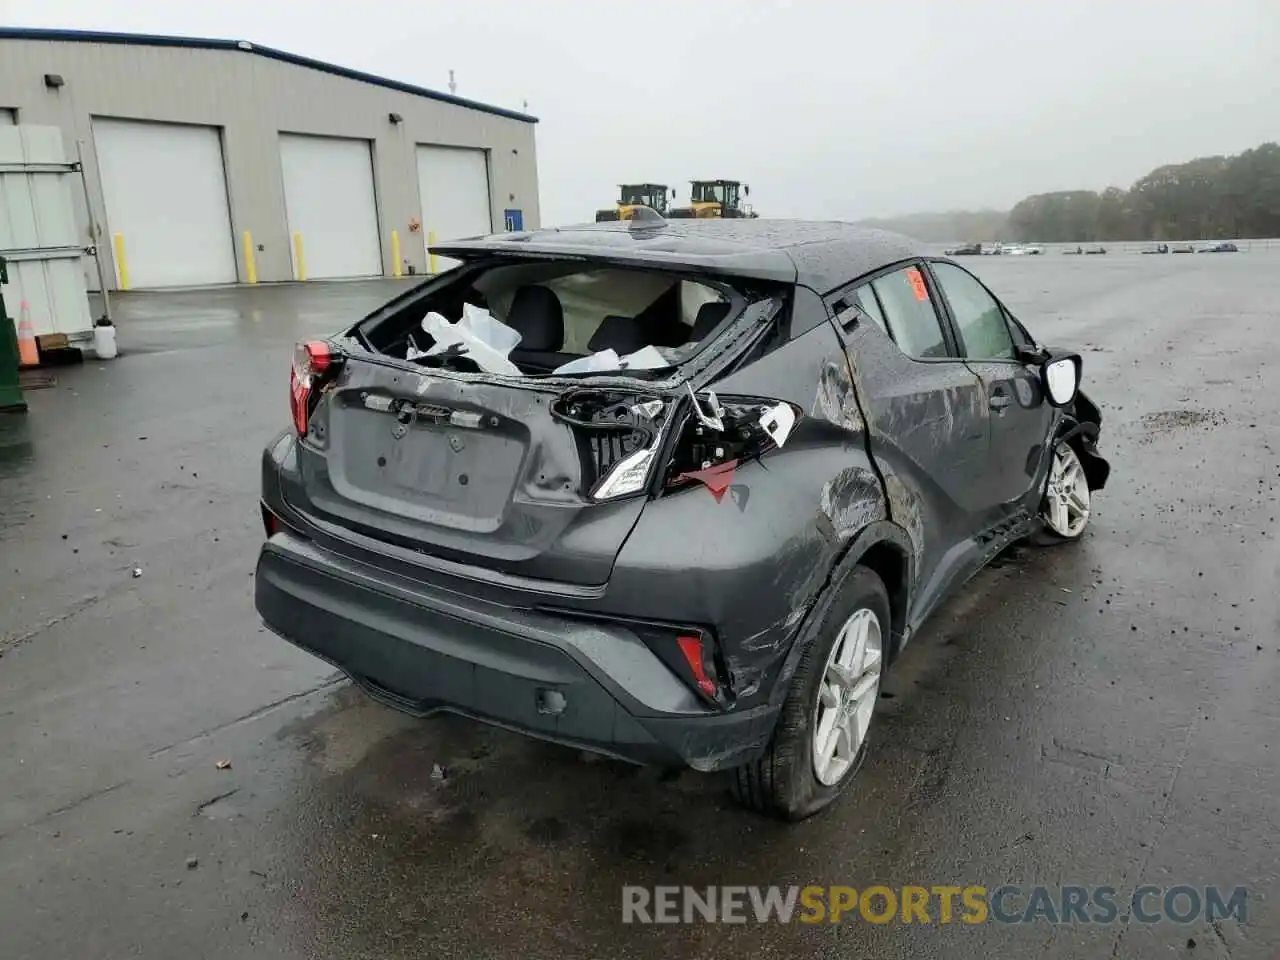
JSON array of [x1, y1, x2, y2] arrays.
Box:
[[1004, 308, 1035, 349], [851, 285, 889, 335], [870, 266, 949, 359], [834, 283, 889, 336], [930, 262, 1016, 360]]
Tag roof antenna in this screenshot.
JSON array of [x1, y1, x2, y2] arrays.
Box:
[[628, 206, 667, 227], [448, 69, 457, 95]]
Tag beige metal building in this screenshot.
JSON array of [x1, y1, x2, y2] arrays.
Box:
[[0, 28, 540, 289]]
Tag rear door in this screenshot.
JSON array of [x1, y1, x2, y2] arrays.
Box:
[[926, 260, 1053, 512], [829, 262, 995, 615]]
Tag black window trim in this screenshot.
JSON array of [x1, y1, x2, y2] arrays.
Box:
[[824, 258, 963, 364], [830, 284, 889, 339], [922, 257, 1025, 365]]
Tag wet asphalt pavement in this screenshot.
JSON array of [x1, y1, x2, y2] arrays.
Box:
[[2, 254, 1277, 959]]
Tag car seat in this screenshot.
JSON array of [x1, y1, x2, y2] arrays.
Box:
[[505, 286, 574, 371]]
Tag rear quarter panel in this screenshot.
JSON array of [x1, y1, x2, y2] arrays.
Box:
[[604, 290, 893, 704]]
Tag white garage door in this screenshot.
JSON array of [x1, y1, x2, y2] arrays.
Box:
[[279, 134, 382, 280], [93, 119, 236, 288], [416, 145, 492, 271]]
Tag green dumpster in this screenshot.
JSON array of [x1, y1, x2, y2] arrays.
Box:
[[0, 257, 28, 412]]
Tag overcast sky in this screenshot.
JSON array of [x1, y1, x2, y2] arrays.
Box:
[[5, 0, 1277, 224]]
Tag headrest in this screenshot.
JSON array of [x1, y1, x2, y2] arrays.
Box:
[[506, 286, 564, 351], [588, 315, 649, 355]]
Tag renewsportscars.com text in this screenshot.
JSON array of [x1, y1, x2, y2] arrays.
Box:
[[622, 885, 1248, 925]]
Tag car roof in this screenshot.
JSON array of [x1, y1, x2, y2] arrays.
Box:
[[431, 219, 927, 293]]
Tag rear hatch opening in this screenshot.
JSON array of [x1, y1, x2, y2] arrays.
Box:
[[355, 257, 765, 379], [282, 257, 793, 586]]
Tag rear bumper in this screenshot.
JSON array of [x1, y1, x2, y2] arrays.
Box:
[[254, 532, 778, 770]]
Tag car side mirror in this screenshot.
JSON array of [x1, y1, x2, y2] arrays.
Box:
[[1041, 353, 1081, 407]]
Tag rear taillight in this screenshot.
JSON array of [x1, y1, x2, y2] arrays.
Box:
[[555, 388, 798, 503], [664, 394, 798, 497], [261, 502, 281, 537], [290, 340, 337, 436], [261, 502, 306, 540], [629, 623, 728, 706], [551, 389, 667, 502], [677, 634, 719, 698]]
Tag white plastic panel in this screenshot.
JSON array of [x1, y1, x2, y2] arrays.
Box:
[[2, 258, 95, 339], [92, 118, 236, 288], [279, 134, 382, 280], [416, 145, 492, 271], [0, 125, 93, 338]]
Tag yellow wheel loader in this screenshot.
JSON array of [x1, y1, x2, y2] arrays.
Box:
[[668, 180, 756, 219], [594, 184, 675, 222]]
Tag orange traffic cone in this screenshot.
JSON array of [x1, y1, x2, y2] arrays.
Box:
[[16, 300, 39, 368]]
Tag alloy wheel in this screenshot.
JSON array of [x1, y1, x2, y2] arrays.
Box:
[[1043, 442, 1091, 537], [812, 608, 882, 786]]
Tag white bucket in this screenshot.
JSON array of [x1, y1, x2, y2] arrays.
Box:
[[93, 324, 118, 360]]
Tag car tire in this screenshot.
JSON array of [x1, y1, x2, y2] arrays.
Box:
[[1032, 440, 1092, 545], [730, 565, 890, 821]]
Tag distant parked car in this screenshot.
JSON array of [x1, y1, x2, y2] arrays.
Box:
[[1023, 244, 1045, 255], [1084, 246, 1107, 255], [1141, 243, 1170, 254], [944, 243, 983, 256], [1171, 243, 1195, 253], [1199, 241, 1239, 253], [1002, 244, 1028, 256]]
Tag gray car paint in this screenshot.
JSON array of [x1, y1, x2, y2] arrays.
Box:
[[283, 364, 657, 585], [256, 219, 1105, 771], [822, 259, 1071, 634], [431, 219, 925, 300], [605, 308, 891, 706]]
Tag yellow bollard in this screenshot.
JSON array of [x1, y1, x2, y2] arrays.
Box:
[[391, 229, 402, 278], [112, 233, 130, 290], [428, 230, 438, 275], [242, 231, 258, 284], [293, 232, 307, 281]]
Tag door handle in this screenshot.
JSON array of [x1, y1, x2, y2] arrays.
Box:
[[989, 393, 1010, 411]]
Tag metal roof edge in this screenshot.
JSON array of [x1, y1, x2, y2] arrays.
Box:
[[0, 27, 539, 123]]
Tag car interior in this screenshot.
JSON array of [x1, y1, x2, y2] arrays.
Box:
[[371, 262, 739, 375]]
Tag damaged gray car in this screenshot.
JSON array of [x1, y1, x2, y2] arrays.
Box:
[[255, 217, 1110, 820]]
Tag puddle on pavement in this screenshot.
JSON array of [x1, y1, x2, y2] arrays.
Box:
[[271, 681, 882, 957]]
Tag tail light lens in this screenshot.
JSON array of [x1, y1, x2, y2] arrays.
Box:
[[290, 340, 338, 436], [629, 623, 729, 707], [550, 389, 667, 502], [677, 634, 719, 698]]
